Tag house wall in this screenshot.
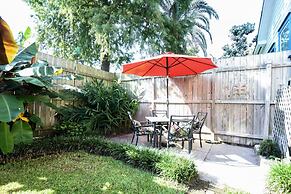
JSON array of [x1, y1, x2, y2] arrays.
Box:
[[255, 0, 291, 54]]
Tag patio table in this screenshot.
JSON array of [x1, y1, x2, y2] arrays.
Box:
[[145, 116, 170, 148]]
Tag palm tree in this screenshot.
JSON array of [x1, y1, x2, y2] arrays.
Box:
[[160, 0, 218, 56]]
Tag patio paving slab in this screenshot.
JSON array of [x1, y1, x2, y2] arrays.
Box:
[[111, 134, 270, 194]]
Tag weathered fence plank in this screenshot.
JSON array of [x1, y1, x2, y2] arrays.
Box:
[[263, 63, 272, 138]]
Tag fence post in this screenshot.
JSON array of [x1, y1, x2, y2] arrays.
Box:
[[152, 77, 156, 111], [263, 62, 272, 138], [211, 69, 217, 141]]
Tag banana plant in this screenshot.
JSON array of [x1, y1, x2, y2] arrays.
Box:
[[0, 18, 64, 154], [17, 26, 32, 47]]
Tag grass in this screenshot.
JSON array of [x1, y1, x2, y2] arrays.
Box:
[[268, 162, 291, 193], [0, 152, 188, 194], [223, 186, 250, 194]]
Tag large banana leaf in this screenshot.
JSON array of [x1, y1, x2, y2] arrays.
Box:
[[0, 122, 14, 154], [29, 114, 42, 127], [17, 94, 58, 110], [53, 74, 84, 81], [18, 27, 32, 47], [0, 17, 18, 65], [16, 66, 61, 77], [11, 120, 33, 145], [11, 43, 37, 66], [31, 60, 49, 67], [0, 43, 37, 71], [0, 94, 24, 122], [0, 79, 21, 93], [6, 77, 47, 87], [17, 95, 52, 104]]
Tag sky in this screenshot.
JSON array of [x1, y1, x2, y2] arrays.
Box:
[[0, 0, 35, 38], [205, 0, 263, 57], [0, 0, 263, 58]]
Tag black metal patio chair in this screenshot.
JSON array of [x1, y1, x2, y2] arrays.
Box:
[[127, 112, 154, 146], [152, 110, 168, 117], [162, 115, 196, 153], [193, 112, 208, 148]]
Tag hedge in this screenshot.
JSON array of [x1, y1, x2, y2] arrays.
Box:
[[0, 136, 198, 184]]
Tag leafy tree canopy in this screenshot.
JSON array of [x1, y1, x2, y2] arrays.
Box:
[[222, 22, 255, 58], [26, 0, 218, 71], [26, 0, 163, 71]]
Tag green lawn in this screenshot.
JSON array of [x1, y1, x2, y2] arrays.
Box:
[[0, 152, 188, 194]]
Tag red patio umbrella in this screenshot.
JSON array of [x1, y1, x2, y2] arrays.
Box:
[[122, 52, 217, 115]]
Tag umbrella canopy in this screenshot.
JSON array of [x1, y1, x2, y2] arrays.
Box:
[[122, 53, 217, 115], [122, 53, 217, 77]]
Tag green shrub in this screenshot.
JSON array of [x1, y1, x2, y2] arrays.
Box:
[[58, 80, 139, 135], [53, 121, 87, 136], [157, 155, 197, 183], [0, 136, 198, 184], [268, 162, 291, 193], [258, 139, 281, 158]]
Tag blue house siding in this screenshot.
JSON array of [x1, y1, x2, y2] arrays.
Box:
[[254, 0, 291, 54]]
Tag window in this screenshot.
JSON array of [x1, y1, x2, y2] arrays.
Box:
[[278, 13, 291, 51], [268, 43, 276, 53]]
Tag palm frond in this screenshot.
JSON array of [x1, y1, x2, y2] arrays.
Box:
[[190, 29, 208, 56], [193, 21, 213, 43], [191, 0, 219, 19], [159, 0, 218, 54]]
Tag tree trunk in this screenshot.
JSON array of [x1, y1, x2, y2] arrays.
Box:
[[101, 54, 110, 72]]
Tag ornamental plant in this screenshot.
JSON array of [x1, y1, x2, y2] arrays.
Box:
[[268, 162, 291, 193], [53, 121, 87, 137], [0, 17, 63, 154], [57, 79, 139, 135], [258, 139, 281, 158]]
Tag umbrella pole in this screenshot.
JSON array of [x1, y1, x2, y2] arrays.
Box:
[[166, 57, 169, 117], [166, 76, 169, 117]]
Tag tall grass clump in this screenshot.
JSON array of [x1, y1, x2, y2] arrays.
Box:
[[268, 162, 291, 193]]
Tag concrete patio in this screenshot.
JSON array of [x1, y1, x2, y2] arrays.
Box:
[[111, 134, 271, 194]]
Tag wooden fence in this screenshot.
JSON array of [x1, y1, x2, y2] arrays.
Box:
[[32, 53, 116, 132], [121, 50, 291, 146]]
